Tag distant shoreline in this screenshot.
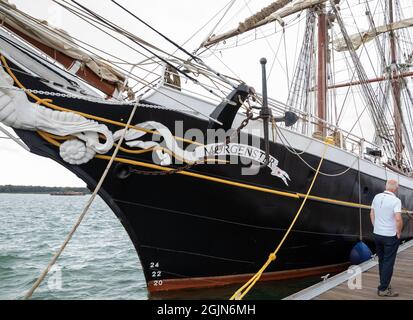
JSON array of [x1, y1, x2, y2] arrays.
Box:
[[0, 185, 90, 194]]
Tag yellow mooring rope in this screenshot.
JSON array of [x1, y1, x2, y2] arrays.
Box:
[[229, 136, 334, 300]]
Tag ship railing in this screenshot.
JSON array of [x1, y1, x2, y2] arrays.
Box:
[[152, 68, 387, 167], [267, 100, 413, 175], [136, 65, 237, 106], [265, 97, 385, 161]]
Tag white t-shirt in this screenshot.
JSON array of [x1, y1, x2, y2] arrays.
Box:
[[371, 191, 402, 237]]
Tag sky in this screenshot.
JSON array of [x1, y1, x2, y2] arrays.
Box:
[[0, 0, 299, 187], [1, 0, 413, 186], [0, 0, 252, 187]]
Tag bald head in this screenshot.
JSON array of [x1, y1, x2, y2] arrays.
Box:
[[386, 179, 399, 193]]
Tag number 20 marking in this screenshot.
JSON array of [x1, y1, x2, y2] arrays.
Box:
[[153, 280, 163, 286]]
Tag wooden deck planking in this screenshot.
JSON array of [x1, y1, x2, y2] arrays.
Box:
[[284, 240, 413, 300]]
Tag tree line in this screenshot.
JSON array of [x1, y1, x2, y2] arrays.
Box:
[[0, 185, 89, 194]]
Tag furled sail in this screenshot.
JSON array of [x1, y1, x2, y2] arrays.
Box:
[[237, 0, 292, 33], [333, 16, 413, 52], [201, 0, 328, 48], [0, 0, 127, 96]]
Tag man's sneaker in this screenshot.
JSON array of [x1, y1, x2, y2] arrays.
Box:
[[378, 287, 399, 297]]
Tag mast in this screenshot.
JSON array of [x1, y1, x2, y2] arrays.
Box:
[[316, 4, 327, 135], [389, 0, 403, 165]]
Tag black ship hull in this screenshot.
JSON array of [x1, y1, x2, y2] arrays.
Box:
[[8, 62, 413, 294]]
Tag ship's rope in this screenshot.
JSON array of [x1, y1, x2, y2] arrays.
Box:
[[0, 124, 29, 150], [23, 93, 141, 301], [358, 156, 363, 241], [199, 0, 238, 53], [229, 136, 334, 300], [274, 122, 358, 177]]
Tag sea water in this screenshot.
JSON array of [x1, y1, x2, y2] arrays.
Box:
[[0, 194, 319, 300]]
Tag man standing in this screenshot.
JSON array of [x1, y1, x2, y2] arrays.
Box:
[[370, 179, 403, 297]]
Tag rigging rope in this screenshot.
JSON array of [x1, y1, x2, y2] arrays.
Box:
[[70, 0, 237, 95], [332, 0, 397, 163], [198, 0, 238, 53], [275, 123, 357, 177], [137, 0, 239, 94], [338, 0, 413, 170], [110, 0, 199, 62], [229, 136, 334, 300]]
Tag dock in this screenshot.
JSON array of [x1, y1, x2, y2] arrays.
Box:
[[284, 239, 413, 300]]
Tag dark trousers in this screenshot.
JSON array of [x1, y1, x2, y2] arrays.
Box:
[[373, 233, 400, 291]]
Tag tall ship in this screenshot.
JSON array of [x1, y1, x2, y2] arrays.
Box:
[[1, 0, 413, 296]]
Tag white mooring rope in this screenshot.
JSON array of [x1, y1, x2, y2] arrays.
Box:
[[23, 101, 140, 300], [0, 124, 29, 151]]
